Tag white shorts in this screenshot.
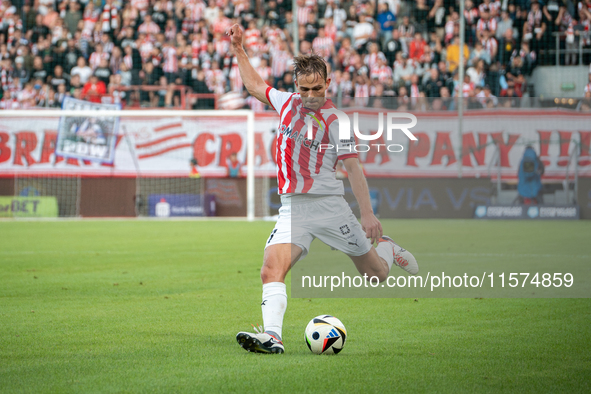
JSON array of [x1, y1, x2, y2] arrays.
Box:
[[265, 194, 373, 260]]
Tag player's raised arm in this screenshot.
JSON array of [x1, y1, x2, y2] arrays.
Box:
[[227, 24, 271, 106]]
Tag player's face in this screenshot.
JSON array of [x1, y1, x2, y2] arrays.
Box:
[[296, 73, 331, 111]]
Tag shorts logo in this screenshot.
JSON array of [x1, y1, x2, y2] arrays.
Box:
[[339, 225, 350, 235], [267, 229, 278, 244]]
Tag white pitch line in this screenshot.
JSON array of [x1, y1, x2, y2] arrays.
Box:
[[0, 250, 217, 255], [420, 252, 591, 259], [0, 250, 143, 255]]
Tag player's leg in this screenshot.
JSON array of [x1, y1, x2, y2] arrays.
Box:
[[312, 196, 418, 281], [236, 243, 301, 354], [349, 236, 419, 280], [237, 197, 313, 354], [260, 243, 302, 283], [348, 247, 390, 282], [259, 243, 301, 340]]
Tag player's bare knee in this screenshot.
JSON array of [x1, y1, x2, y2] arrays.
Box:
[[259, 265, 272, 283], [261, 257, 288, 283]]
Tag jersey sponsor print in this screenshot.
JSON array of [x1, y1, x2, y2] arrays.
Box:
[[266, 87, 357, 195]]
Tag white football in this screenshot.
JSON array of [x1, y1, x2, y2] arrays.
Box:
[[304, 315, 347, 355]]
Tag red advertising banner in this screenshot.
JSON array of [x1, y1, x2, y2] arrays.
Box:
[[0, 110, 590, 178]]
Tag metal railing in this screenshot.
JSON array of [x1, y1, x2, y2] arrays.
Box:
[[544, 31, 591, 66], [104, 85, 188, 109]]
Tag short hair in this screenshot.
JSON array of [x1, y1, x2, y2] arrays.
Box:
[[292, 53, 327, 82]]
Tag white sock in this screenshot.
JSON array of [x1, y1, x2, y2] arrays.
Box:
[[376, 242, 394, 271], [261, 282, 287, 340]]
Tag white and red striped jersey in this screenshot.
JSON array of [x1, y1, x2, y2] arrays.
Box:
[[252, 41, 269, 55], [191, 36, 208, 57], [233, 0, 248, 17], [492, 1, 502, 14], [585, 83, 591, 93], [213, 18, 232, 35], [265, 87, 358, 195], [246, 95, 265, 112], [189, 0, 206, 21], [244, 28, 261, 48], [229, 61, 243, 92], [132, 0, 149, 12], [182, 18, 195, 36], [477, 18, 497, 33], [482, 37, 498, 58], [479, 1, 501, 15], [102, 41, 114, 54], [464, 7, 479, 26], [324, 23, 338, 42], [266, 27, 285, 45], [354, 83, 369, 106], [296, 7, 311, 25], [271, 50, 292, 78], [370, 65, 393, 83], [139, 39, 154, 62], [18, 88, 36, 107], [339, 80, 353, 97], [81, 18, 97, 41], [313, 36, 334, 59], [206, 68, 225, 92], [364, 52, 384, 70], [162, 46, 178, 73], [139, 21, 160, 36], [214, 39, 230, 56], [455, 81, 475, 97], [256, 65, 273, 83], [165, 25, 177, 41], [89, 51, 109, 69]]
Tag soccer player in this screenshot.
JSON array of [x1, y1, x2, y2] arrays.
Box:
[[227, 24, 418, 354]]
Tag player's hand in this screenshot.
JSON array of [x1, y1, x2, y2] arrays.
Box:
[[360, 212, 383, 245], [227, 24, 244, 49]]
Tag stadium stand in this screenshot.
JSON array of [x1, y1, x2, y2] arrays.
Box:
[[0, 0, 590, 110]]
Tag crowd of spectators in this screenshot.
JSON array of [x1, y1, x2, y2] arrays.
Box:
[[0, 0, 590, 110]]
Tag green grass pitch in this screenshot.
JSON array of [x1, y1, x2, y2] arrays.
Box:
[[1, 220, 590, 393]]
